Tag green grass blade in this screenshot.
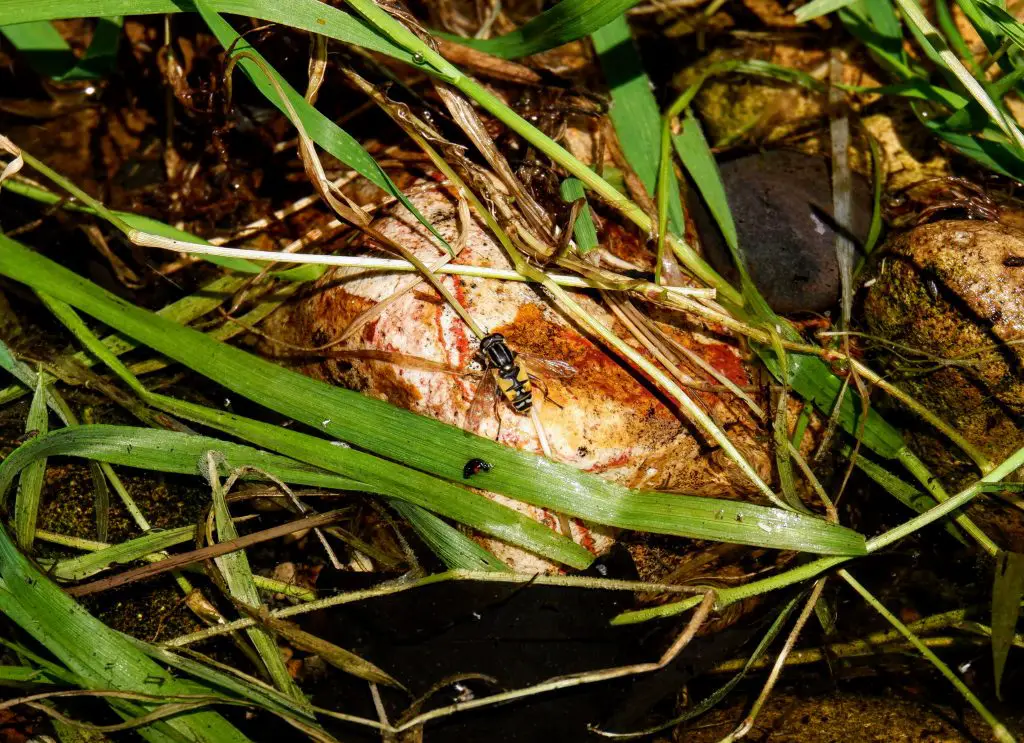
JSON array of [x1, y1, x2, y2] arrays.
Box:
[[861, 130, 885, 261], [0, 636, 84, 685], [669, 115, 906, 458], [671, 112, 774, 319], [389, 500, 509, 571], [795, 0, 857, 22], [762, 350, 906, 460], [38, 291, 149, 399], [958, 0, 1005, 55], [559, 178, 599, 255], [147, 397, 594, 567], [59, 16, 122, 81], [0, 21, 78, 77], [976, 0, 1024, 57], [991, 551, 1024, 698], [895, 0, 1024, 150], [45, 283, 497, 570], [203, 454, 306, 702], [0, 531, 253, 741], [918, 113, 1024, 179], [842, 80, 969, 107], [0, 425, 368, 495], [3, 9, 450, 264], [50, 525, 195, 581], [936, 0, 983, 77], [0, 234, 867, 556], [1, 421, 590, 568], [671, 115, 738, 254], [14, 374, 49, 551], [23, 284, 578, 569], [13, 293, 501, 570], [839, 0, 914, 79], [0, 0, 409, 60], [1, 17, 122, 81], [846, 447, 965, 543], [0, 665, 65, 687], [0, 272, 250, 408], [125, 636, 325, 734], [849, 451, 934, 511], [440, 0, 642, 59], [592, 14, 685, 236]]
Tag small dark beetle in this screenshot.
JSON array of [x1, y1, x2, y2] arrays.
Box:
[[463, 458, 493, 479]]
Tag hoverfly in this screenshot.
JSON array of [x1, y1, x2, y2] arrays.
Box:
[[324, 332, 575, 436], [463, 332, 576, 435], [478, 333, 532, 413]]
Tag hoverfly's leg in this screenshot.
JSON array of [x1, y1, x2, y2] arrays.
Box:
[[530, 399, 552, 458], [529, 403, 569, 535], [492, 389, 504, 443]]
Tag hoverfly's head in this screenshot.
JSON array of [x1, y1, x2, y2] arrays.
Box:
[[479, 333, 506, 353]]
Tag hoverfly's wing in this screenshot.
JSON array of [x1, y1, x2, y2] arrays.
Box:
[[464, 371, 500, 435], [516, 353, 577, 380]]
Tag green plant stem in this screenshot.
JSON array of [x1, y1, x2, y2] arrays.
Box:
[[842, 356, 993, 474], [894, 0, 1024, 150], [898, 448, 998, 555], [869, 445, 1024, 551], [616, 441, 1024, 624], [708, 606, 981, 673], [655, 74, 707, 285], [455, 77, 738, 302], [839, 569, 1015, 743], [161, 568, 706, 649]]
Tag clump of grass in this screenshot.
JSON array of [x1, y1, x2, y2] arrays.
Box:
[[0, 0, 1022, 739]]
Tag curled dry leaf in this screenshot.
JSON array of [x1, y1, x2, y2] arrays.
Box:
[[0, 134, 25, 190]]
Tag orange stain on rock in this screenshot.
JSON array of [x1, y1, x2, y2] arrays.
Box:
[[495, 304, 674, 418], [698, 342, 750, 387]]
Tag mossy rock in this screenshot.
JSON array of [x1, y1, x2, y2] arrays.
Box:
[[864, 219, 1024, 485]]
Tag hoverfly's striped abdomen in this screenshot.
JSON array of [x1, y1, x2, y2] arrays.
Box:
[[479, 333, 533, 413]]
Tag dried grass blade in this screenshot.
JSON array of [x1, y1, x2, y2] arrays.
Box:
[[193, 1, 453, 254], [236, 605, 403, 688]]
